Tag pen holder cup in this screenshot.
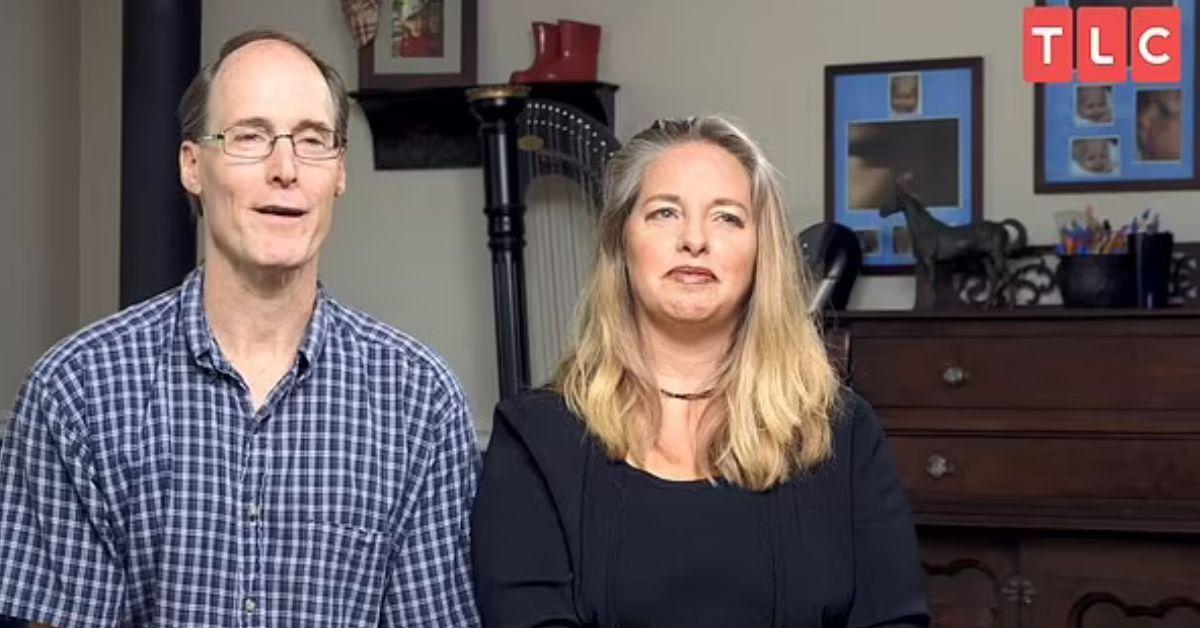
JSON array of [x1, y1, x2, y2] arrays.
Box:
[[1130, 231, 1174, 309], [1056, 254, 1137, 308]]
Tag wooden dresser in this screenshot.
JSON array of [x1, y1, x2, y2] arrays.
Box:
[[831, 309, 1200, 628]]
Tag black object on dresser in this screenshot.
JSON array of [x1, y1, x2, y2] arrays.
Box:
[[831, 309, 1200, 628]]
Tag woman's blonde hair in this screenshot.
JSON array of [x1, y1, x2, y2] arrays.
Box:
[[553, 115, 840, 491]]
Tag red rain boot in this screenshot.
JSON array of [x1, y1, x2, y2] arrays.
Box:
[[539, 20, 601, 82], [510, 22, 561, 84]]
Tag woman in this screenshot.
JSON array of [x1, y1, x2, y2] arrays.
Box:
[[472, 116, 928, 627]]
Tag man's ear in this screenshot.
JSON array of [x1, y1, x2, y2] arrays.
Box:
[[335, 156, 347, 197], [179, 141, 202, 195]]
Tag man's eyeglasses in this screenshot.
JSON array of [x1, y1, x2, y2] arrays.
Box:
[[197, 124, 346, 161]]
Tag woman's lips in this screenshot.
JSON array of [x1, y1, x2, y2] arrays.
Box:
[[667, 266, 717, 284]]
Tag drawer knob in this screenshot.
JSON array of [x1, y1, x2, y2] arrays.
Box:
[[1002, 577, 1037, 605], [925, 453, 955, 479], [941, 365, 968, 388]]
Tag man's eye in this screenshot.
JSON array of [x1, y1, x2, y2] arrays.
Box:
[[232, 131, 267, 143], [296, 133, 330, 147]]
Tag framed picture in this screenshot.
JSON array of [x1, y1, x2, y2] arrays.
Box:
[[1035, 0, 1200, 192], [358, 0, 477, 90], [825, 57, 983, 273]]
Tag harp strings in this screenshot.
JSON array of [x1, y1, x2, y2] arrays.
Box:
[[518, 101, 612, 384]]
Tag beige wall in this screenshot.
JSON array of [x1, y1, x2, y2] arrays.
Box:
[[1, 1, 82, 426], [7, 1, 1200, 435], [207, 0, 1200, 434], [480, 0, 1200, 309], [201, 1, 498, 435], [79, 0, 123, 326]]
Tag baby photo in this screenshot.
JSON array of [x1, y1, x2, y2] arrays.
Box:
[[1070, 136, 1120, 176], [856, 230, 881, 256], [889, 73, 920, 116], [846, 119, 959, 210], [1136, 89, 1183, 162], [1075, 85, 1113, 125], [892, 226, 912, 255]]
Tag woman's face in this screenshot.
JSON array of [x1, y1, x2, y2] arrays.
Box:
[[624, 141, 758, 335]]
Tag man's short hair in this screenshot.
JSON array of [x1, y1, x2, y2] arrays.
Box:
[[177, 28, 349, 216]]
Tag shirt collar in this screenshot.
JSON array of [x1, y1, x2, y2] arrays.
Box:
[[179, 266, 333, 376], [180, 267, 219, 371], [297, 282, 332, 375]]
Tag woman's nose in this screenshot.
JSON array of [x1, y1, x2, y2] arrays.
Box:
[[678, 215, 708, 255]]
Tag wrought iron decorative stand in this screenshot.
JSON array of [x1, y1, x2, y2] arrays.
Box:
[[931, 245, 1199, 309]]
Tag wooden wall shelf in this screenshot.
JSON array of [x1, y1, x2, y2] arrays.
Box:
[[350, 81, 619, 170]]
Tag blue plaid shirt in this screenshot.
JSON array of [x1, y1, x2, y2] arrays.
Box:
[[0, 268, 481, 627]]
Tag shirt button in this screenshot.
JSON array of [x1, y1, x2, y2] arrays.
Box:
[[248, 504, 262, 522], [244, 597, 258, 614]]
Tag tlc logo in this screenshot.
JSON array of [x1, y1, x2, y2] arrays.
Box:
[[1024, 7, 1182, 83]]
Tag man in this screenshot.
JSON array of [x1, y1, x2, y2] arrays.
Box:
[[0, 29, 480, 626]]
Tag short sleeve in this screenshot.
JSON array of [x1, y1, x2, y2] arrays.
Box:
[[0, 372, 125, 627], [381, 382, 481, 626]]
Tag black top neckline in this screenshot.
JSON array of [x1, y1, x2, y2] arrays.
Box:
[[612, 454, 776, 626], [616, 460, 722, 491], [471, 388, 931, 627]]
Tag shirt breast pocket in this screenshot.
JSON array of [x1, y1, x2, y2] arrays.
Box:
[[269, 520, 391, 624]]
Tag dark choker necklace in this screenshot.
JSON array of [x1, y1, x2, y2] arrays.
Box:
[[659, 387, 715, 401]]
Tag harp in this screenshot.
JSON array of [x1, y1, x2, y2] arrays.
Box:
[[468, 85, 621, 398]]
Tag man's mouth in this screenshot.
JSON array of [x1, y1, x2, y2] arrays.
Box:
[[255, 205, 306, 218]]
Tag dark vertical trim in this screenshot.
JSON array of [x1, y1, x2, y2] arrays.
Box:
[[120, 0, 200, 306], [468, 87, 531, 400]]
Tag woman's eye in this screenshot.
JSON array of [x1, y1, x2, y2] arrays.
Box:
[[716, 212, 745, 228], [649, 207, 678, 220]]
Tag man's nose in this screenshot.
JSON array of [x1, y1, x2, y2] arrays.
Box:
[[266, 136, 298, 185]]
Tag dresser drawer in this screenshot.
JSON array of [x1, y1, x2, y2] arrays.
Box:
[[851, 335, 1200, 410], [889, 434, 1200, 503]]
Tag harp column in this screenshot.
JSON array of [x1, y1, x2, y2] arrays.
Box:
[[468, 85, 532, 400]]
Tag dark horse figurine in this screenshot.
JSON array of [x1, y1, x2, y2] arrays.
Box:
[[881, 189, 1027, 309]]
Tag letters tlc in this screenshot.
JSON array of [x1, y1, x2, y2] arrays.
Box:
[[1024, 7, 1182, 83]]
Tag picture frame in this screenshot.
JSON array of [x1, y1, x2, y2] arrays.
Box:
[[358, 0, 478, 90], [1034, 0, 1200, 193], [825, 57, 984, 273]]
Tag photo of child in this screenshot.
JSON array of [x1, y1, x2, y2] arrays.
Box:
[[1136, 89, 1183, 162], [892, 226, 912, 255], [1075, 85, 1114, 125], [889, 73, 920, 116], [847, 119, 959, 209], [856, 230, 881, 257], [1036, 2, 1189, 190], [1070, 137, 1120, 176]]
